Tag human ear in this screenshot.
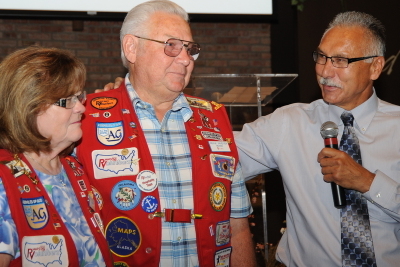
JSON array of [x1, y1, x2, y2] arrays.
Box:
[[370, 56, 385, 80], [122, 34, 138, 64]]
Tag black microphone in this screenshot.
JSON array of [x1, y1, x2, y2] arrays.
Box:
[[320, 121, 346, 209]]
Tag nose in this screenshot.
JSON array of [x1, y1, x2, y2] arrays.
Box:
[[175, 46, 191, 66], [73, 100, 86, 113], [318, 58, 335, 78]]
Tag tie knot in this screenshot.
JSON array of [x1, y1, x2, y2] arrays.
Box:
[[341, 111, 354, 126]]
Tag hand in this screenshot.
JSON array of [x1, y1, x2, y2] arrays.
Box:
[[94, 77, 124, 93], [317, 147, 375, 193]]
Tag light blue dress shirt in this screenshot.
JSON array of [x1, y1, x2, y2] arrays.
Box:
[[235, 90, 400, 266]]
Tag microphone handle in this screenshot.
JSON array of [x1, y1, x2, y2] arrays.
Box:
[[324, 138, 346, 209]]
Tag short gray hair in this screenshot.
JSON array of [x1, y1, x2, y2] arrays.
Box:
[[120, 0, 189, 68], [323, 11, 386, 58]]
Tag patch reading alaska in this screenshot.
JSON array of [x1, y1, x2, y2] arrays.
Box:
[[106, 217, 141, 257], [92, 148, 139, 179], [22, 235, 68, 267]]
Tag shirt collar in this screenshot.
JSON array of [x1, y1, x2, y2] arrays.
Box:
[[124, 74, 193, 122], [328, 88, 378, 134]]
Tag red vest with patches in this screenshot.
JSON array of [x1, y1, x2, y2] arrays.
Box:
[[0, 151, 113, 267], [76, 83, 238, 266]]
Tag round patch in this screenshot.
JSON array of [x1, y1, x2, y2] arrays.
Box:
[[111, 180, 141, 210], [103, 111, 111, 118], [91, 186, 103, 210], [136, 170, 158, 192], [209, 182, 227, 211], [106, 217, 141, 257], [141, 195, 159, 213]]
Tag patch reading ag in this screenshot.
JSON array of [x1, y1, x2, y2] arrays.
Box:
[[209, 182, 227, 212], [106, 217, 141, 257], [91, 97, 118, 110], [92, 147, 139, 179], [96, 121, 124, 146], [21, 197, 49, 230]]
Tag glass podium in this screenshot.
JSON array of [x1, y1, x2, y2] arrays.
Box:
[[185, 74, 298, 265]]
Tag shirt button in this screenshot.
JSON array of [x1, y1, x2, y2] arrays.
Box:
[[146, 247, 152, 253], [172, 199, 177, 203], [166, 162, 171, 166], [362, 128, 366, 131], [177, 236, 182, 241], [148, 214, 154, 220], [376, 193, 381, 198]]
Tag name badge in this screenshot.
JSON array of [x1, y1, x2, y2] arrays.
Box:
[[209, 141, 231, 152]]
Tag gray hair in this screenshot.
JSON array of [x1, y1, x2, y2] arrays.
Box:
[[322, 11, 386, 59], [120, 0, 189, 68]]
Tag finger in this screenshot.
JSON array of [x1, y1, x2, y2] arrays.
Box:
[[103, 83, 115, 91], [114, 77, 124, 89]]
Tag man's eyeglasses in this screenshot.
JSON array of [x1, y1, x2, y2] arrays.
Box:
[[135, 36, 201, 60], [54, 91, 86, 109], [312, 51, 378, 68]]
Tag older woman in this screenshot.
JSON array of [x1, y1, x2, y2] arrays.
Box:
[[0, 47, 113, 266]]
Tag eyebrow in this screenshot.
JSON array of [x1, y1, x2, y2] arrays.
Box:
[[315, 49, 349, 58]]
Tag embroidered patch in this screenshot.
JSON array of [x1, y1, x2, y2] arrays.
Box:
[[210, 154, 235, 180], [21, 197, 49, 230], [209, 182, 227, 212], [186, 96, 213, 111], [216, 220, 230, 246], [106, 217, 141, 257], [121, 109, 130, 114], [92, 147, 139, 179], [136, 170, 158, 192], [91, 97, 118, 110], [215, 247, 232, 267], [92, 186, 103, 210], [141, 195, 158, 213], [96, 121, 124, 146], [111, 180, 141, 211], [201, 131, 223, 141], [22, 235, 68, 266]]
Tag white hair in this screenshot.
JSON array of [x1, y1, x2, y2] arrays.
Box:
[[322, 11, 385, 60], [120, 0, 189, 68]]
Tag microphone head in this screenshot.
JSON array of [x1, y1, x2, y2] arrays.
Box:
[[320, 121, 338, 138]]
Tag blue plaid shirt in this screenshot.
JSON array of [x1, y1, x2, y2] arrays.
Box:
[[125, 75, 252, 267]]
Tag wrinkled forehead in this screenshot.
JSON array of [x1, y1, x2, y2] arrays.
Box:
[[319, 26, 370, 56], [146, 12, 193, 41]]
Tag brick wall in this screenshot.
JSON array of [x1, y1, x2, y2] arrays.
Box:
[[0, 18, 271, 92]]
